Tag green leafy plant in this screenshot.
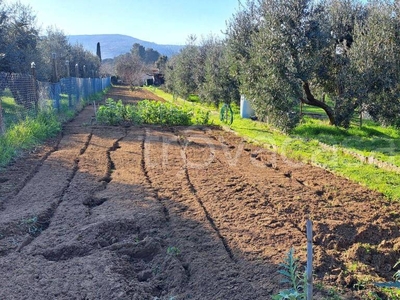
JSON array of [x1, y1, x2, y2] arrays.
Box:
[[375, 259, 400, 289], [125, 104, 143, 124], [96, 98, 207, 126], [193, 109, 210, 125], [166, 246, 180, 256], [272, 248, 306, 300], [96, 98, 126, 125], [19, 216, 45, 236], [136, 100, 192, 126]]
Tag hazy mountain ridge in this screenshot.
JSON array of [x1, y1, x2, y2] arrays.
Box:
[[67, 34, 183, 59]]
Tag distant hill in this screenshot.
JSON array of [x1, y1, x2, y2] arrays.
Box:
[[67, 34, 183, 59]]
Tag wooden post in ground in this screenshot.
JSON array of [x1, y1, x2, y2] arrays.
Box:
[[306, 219, 313, 300], [75, 63, 80, 104], [31, 62, 38, 114], [51, 53, 60, 113], [66, 60, 72, 108], [0, 96, 4, 135]]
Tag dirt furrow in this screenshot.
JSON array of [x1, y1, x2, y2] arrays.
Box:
[[140, 128, 170, 222], [178, 132, 236, 262], [0, 135, 61, 208], [0, 130, 92, 256], [0, 128, 140, 299], [191, 127, 400, 295], [142, 126, 260, 299], [25, 128, 126, 256], [1, 86, 400, 299]]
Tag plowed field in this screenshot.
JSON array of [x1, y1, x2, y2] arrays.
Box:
[[1, 86, 400, 299]]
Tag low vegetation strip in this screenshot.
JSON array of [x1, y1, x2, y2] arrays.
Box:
[[96, 98, 210, 126], [318, 142, 400, 174], [0, 112, 61, 168], [146, 87, 400, 201]]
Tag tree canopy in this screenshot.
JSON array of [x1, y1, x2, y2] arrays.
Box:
[[164, 0, 400, 130], [0, 1, 101, 81]]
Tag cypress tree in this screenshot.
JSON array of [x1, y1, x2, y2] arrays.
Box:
[[96, 42, 102, 61]]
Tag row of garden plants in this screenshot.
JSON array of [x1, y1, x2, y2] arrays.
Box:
[[96, 98, 210, 126]]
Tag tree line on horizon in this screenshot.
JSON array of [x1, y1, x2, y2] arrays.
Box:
[[0, 0, 166, 86], [0, 1, 102, 81], [163, 0, 400, 130]]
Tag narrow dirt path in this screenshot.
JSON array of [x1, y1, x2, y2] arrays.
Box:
[[0, 86, 400, 299]]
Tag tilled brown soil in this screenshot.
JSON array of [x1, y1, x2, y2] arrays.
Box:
[[1, 86, 400, 299]]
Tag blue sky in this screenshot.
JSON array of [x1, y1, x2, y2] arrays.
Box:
[[13, 0, 241, 45]]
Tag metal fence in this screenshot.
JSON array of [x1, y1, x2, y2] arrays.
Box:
[[0, 72, 111, 133]]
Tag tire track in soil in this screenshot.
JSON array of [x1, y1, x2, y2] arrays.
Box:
[[142, 127, 259, 299]]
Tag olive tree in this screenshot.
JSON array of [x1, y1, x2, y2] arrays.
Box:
[[165, 35, 200, 99], [164, 35, 240, 106], [227, 0, 367, 129], [0, 1, 39, 74], [199, 37, 240, 106], [348, 0, 400, 126]]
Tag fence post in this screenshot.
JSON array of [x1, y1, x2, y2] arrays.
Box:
[[83, 65, 87, 100], [51, 53, 60, 113], [0, 93, 4, 135], [306, 219, 313, 300], [30, 62, 39, 114], [65, 60, 72, 108], [75, 63, 80, 103], [91, 70, 95, 96]]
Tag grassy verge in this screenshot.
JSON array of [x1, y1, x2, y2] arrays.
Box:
[[0, 111, 61, 167], [146, 87, 400, 201], [0, 88, 107, 168]]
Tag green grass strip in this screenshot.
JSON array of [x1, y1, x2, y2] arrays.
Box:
[[0, 111, 61, 167]]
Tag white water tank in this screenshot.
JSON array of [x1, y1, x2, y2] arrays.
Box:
[[240, 95, 255, 118]]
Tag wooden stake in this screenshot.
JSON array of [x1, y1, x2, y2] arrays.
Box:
[[306, 219, 313, 300], [0, 97, 4, 134]]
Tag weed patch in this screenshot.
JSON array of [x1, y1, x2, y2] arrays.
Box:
[[0, 111, 61, 167]]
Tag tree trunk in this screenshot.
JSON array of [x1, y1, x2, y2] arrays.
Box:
[[300, 81, 336, 125]]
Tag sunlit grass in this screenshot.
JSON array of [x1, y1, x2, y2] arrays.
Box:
[[0, 88, 107, 167], [0, 111, 61, 167], [293, 118, 400, 166]]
